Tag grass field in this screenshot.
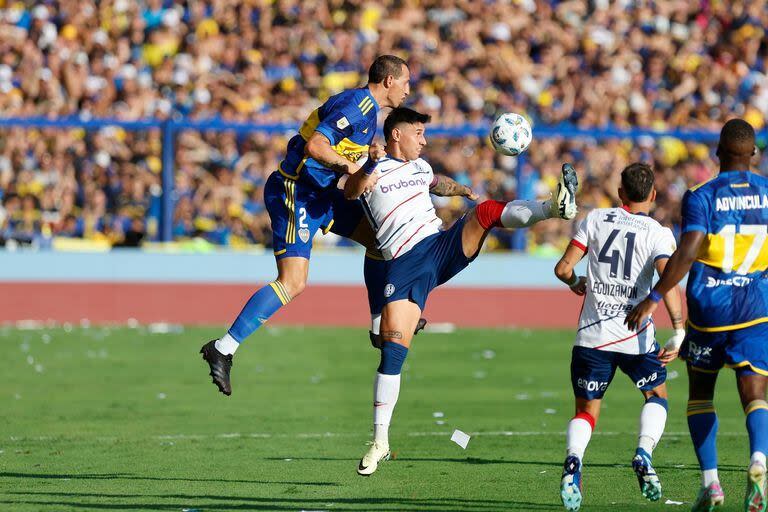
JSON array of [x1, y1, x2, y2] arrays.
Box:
[[0, 325, 752, 511]]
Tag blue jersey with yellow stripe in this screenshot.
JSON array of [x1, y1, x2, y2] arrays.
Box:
[[682, 170, 768, 331], [278, 87, 379, 190]]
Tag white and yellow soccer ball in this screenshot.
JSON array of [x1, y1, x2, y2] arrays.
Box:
[[489, 113, 532, 156]]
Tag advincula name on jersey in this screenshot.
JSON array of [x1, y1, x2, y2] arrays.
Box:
[[715, 194, 768, 212]]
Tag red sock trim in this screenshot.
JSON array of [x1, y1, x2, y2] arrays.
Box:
[[573, 412, 596, 430], [475, 200, 506, 229]]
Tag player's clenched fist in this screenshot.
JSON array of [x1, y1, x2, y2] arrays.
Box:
[[368, 142, 386, 162]]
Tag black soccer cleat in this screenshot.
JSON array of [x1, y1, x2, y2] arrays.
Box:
[[414, 317, 428, 334], [200, 339, 233, 396]]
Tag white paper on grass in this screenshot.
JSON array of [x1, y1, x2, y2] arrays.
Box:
[[664, 499, 685, 506], [451, 429, 471, 449]]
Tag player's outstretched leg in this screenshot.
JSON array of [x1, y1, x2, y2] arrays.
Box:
[[633, 394, 668, 501], [200, 257, 305, 396]]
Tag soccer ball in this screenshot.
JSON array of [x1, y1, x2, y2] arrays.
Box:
[[490, 113, 532, 156]]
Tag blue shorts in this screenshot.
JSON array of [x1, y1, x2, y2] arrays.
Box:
[[571, 345, 667, 400], [264, 172, 334, 259], [380, 215, 474, 311], [324, 188, 365, 239], [680, 321, 768, 376]]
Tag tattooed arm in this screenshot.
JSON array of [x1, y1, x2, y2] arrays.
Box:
[[429, 174, 479, 200]]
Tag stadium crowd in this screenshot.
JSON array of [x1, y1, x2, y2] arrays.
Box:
[[1, 0, 767, 251]]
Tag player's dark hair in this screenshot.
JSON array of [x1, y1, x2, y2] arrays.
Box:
[[384, 108, 431, 141], [621, 162, 654, 202], [369, 55, 408, 84], [718, 118, 755, 159]]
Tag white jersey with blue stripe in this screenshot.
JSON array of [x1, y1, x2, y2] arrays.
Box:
[[571, 207, 676, 354], [361, 156, 442, 260]]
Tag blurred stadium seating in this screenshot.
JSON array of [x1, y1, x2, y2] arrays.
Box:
[[1, 0, 767, 253]]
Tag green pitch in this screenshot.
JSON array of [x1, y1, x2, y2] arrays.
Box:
[[1, 325, 751, 511]]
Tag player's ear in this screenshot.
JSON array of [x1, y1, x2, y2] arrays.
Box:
[[649, 188, 657, 202]]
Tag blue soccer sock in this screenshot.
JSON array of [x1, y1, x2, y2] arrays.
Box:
[[745, 400, 768, 467], [226, 281, 291, 346], [687, 400, 719, 477]]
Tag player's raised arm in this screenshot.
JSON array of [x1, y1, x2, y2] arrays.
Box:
[[344, 143, 385, 199], [305, 131, 362, 176], [429, 174, 478, 200]]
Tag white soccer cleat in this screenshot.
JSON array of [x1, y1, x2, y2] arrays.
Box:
[[357, 441, 390, 476], [745, 462, 767, 512], [551, 163, 578, 220]]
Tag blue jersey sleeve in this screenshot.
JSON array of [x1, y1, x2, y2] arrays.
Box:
[[681, 189, 708, 234], [315, 97, 368, 145]]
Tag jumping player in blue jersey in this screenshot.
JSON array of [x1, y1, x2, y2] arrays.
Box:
[[200, 55, 410, 396], [627, 119, 768, 512]]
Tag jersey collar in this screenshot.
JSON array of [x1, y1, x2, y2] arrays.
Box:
[[621, 205, 649, 216]]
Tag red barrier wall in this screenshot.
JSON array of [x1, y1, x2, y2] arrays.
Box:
[[0, 282, 680, 328]]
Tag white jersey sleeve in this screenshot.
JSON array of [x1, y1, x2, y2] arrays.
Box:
[[575, 207, 672, 354], [361, 157, 442, 260]]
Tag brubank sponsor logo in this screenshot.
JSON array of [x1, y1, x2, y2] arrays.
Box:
[[380, 177, 428, 193], [706, 276, 752, 288]]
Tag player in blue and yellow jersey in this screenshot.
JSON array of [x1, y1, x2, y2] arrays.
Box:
[[200, 55, 411, 395], [627, 119, 768, 512]]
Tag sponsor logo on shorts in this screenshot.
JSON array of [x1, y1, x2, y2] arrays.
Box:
[[706, 276, 752, 288], [384, 284, 395, 297], [687, 341, 713, 363], [635, 372, 659, 388], [298, 228, 310, 243], [576, 378, 609, 393]]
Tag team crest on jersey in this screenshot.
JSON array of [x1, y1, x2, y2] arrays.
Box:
[[384, 284, 395, 297], [336, 117, 349, 130], [298, 228, 310, 243]]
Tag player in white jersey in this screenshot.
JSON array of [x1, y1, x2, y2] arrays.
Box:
[[553, 162, 685, 511], [344, 107, 579, 476]]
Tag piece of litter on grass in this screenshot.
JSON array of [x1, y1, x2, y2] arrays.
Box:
[[473, 371, 487, 379], [665, 499, 685, 505], [544, 408, 557, 414], [157, 393, 167, 400], [283, 458, 293, 461], [481, 349, 496, 360], [436, 420, 445, 425], [668, 370, 679, 380], [182, 509, 201, 512], [433, 411, 444, 418], [674, 464, 686, 468], [34, 364, 43, 373], [539, 470, 546, 474], [450, 429, 471, 449]]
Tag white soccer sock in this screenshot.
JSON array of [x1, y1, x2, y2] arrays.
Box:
[[752, 451, 767, 468], [702, 468, 719, 486], [500, 200, 551, 228], [638, 401, 667, 455], [215, 333, 239, 355], [566, 417, 593, 461], [373, 372, 400, 446]]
